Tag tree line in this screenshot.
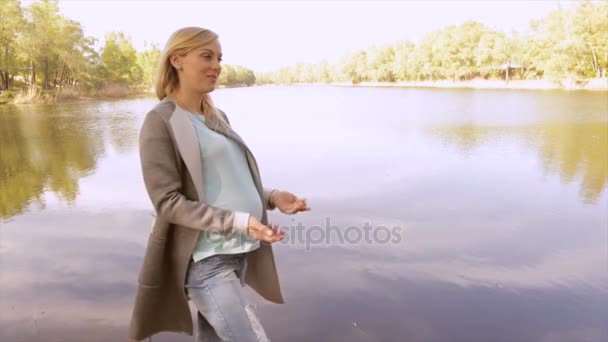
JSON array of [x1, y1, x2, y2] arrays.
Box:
[[1, 0, 605, 97], [257, 1, 607, 85], [0, 0, 255, 98]]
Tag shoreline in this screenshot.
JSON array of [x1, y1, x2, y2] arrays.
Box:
[[0, 91, 154, 106], [0, 84, 251, 105], [263, 78, 608, 91], [2, 78, 606, 105]]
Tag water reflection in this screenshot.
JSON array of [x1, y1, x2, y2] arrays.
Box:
[[1, 205, 606, 341], [0, 208, 150, 342], [104, 100, 143, 154], [0, 105, 103, 219], [1, 89, 607, 341], [259, 247, 608, 342], [0, 100, 143, 220], [431, 122, 608, 204]]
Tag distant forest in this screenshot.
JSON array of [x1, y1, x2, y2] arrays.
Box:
[[257, 1, 607, 85], [0, 0, 606, 100], [0, 0, 255, 99]]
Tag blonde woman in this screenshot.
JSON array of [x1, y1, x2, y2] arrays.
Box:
[[128, 27, 310, 341]]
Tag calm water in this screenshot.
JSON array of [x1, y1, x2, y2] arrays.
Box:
[[1, 86, 607, 342]]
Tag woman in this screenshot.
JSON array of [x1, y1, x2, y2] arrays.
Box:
[[129, 27, 310, 341]]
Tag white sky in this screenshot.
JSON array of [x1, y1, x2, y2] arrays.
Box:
[[43, 0, 576, 72]]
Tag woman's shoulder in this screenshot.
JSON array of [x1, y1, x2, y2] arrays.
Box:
[[139, 99, 179, 137], [146, 97, 178, 122]]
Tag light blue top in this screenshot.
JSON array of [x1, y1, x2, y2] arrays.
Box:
[[187, 112, 262, 262]]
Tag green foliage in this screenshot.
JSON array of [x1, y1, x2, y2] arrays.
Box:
[[1, 0, 605, 96], [218, 64, 256, 87], [0, 105, 104, 218], [0, 0, 24, 90], [0, 0, 256, 98], [137, 41, 161, 91], [258, 1, 608, 85], [100, 32, 143, 85]]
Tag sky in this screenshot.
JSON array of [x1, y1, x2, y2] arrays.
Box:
[[46, 0, 575, 73]]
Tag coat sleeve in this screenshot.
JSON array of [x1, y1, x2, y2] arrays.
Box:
[[216, 108, 278, 211], [139, 110, 247, 234], [264, 188, 278, 211]]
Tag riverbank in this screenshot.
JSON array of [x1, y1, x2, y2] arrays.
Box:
[[274, 78, 608, 91], [0, 84, 153, 105], [3, 78, 606, 105], [0, 83, 257, 105]]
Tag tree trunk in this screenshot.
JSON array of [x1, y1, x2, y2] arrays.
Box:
[[31, 62, 36, 89], [44, 57, 49, 89], [53, 68, 58, 88], [605, 50, 608, 77], [3, 45, 9, 90], [0, 69, 5, 90], [59, 64, 67, 88], [2, 45, 8, 90], [591, 47, 599, 78]]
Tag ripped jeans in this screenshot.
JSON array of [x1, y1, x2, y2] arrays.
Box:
[[185, 252, 270, 342]]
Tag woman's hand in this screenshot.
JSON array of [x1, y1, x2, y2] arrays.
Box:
[[247, 216, 285, 243], [271, 190, 311, 214]]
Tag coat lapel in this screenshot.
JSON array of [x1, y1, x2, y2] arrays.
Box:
[[168, 102, 205, 199]]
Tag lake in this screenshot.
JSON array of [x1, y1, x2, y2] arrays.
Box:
[[1, 86, 607, 342]]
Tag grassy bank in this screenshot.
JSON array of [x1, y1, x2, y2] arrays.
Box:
[[2, 78, 606, 106], [0, 83, 153, 105], [272, 78, 608, 91], [0, 83, 261, 105]]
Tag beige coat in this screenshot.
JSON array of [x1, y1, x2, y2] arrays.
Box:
[[128, 97, 283, 341]]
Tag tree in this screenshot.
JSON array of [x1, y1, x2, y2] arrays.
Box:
[[341, 50, 370, 84], [572, 0, 608, 78], [137, 41, 161, 91], [101, 32, 142, 85], [256, 2, 606, 86], [0, 0, 24, 90], [218, 64, 256, 86]]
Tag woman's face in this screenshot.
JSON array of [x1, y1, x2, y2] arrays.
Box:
[[173, 39, 222, 94]]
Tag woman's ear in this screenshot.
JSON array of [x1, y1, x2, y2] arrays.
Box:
[[170, 54, 182, 71]]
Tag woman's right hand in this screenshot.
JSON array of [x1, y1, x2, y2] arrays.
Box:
[[247, 216, 285, 243]]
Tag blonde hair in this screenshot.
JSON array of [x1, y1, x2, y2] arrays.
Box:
[[155, 27, 228, 129]]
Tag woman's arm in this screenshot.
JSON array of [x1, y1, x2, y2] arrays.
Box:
[[139, 110, 247, 234]]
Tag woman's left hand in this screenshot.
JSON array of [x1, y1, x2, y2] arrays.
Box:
[[271, 190, 311, 214]]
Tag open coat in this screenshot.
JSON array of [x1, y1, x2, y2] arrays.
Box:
[[128, 97, 284, 341]]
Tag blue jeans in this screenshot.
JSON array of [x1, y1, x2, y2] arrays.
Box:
[[185, 252, 270, 342]]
